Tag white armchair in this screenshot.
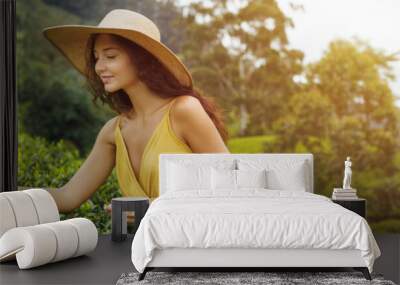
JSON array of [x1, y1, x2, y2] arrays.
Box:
[[0, 188, 98, 269]]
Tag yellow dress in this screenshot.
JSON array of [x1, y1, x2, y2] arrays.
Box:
[[114, 98, 192, 202]]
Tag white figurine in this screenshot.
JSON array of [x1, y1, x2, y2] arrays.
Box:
[[343, 156, 352, 189]]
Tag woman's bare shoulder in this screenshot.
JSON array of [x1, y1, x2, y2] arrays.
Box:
[[170, 95, 228, 152], [171, 95, 203, 118], [169, 95, 206, 140]]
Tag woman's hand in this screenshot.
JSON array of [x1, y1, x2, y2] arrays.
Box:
[[104, 203, 135, 224]]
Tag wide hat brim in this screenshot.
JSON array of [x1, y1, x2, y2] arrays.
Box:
[[42, 25, 193, 88]]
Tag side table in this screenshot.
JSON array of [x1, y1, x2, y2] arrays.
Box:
[[332, 198, 366, 218], [112, 197, 149, 242]]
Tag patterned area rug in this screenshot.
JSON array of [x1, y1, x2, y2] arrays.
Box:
[[116, 271, 396, 285]]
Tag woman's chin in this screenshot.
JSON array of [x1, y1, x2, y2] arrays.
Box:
[[104, 84, 118, 92]]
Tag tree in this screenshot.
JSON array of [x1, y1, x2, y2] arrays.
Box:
[[16, 0, 108, 156], [176, 0, 304, 136], [271, 39, 400, 226], [269, 90, 336, 196], [307, 39, 399, 173]]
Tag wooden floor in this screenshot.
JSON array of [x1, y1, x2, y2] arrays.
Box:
[[0, 233, 399, 284], [373, 233, 400, 284]]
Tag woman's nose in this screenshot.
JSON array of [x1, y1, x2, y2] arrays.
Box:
[[95, 58, 106, 74]]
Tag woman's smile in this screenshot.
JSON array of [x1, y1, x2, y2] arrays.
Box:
[[101, 76, 114, 83]]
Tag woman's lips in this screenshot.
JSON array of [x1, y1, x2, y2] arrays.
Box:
[[102, 76, 113, 83]]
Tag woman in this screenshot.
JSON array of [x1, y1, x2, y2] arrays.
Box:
[[42, 9, 229, 214]]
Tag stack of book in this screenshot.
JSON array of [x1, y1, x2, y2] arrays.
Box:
[[332, 188, 358, 200]]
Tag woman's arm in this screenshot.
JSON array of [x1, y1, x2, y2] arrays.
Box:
[[45, 117, 117, 213], [43, 187, 72, 213], [170, 96, 230, 153]]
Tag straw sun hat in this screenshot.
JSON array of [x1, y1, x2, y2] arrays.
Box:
[[42, 9, 193, 88]]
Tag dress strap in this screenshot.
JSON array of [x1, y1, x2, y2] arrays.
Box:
[[114, 115, 121, 138], [166, 97, 179, 113]]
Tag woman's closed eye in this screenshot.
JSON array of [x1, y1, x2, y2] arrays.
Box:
[[94, 55, 117, 62]]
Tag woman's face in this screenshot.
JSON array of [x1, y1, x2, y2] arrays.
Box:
[[93, 34, 139, 93]]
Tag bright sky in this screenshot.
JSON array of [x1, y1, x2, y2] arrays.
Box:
[[277, 0, 400, 106], [177, 0, 400, 106]]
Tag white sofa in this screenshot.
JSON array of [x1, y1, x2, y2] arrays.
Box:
[[0, 188, 98, 269], [131, 153, 380, 281]]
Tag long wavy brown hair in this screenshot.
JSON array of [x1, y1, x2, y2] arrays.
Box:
[[83, 33, 228, 143]]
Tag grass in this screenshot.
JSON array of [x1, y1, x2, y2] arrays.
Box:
[[227, 135, 276, 153]]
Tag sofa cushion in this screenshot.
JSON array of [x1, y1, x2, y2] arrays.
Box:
[[0, 218, 97, 269]]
